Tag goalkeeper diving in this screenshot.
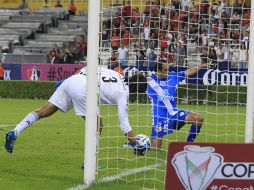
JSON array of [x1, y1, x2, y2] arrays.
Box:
[[146, 59, 211, 150]]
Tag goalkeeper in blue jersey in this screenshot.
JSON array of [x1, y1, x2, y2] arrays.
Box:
[[147, 59, 210, 150]]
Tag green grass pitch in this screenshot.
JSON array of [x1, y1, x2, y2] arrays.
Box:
[[0, 98, 246, 190]]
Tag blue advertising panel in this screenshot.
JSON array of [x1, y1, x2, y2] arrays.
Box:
[[121, 66, 248, 86], [2, 64, 22, 80]]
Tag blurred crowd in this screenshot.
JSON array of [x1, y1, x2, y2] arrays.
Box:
[[101, 0, 250, 71], [18, 0, 88, 64], [47, 35, 87, 64]]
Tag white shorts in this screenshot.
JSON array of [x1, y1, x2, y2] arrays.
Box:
[[49, 74, 87, 116]]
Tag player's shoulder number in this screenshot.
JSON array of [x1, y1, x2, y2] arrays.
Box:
[[102, 76, 118, 83]]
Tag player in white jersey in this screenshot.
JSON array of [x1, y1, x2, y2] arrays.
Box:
[[5, 67, 147, 155]]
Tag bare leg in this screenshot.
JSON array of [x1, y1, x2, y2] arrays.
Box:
[[184, 112, 204, 142], [184, 112, 204, 126], [35, 101, 59, 118], [151, 138, 162, 151]]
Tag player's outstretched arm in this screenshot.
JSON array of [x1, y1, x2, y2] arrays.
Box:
[[185, 62, 211, 77]]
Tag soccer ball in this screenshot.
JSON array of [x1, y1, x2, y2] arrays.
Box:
[[135, 134, 151, 152]]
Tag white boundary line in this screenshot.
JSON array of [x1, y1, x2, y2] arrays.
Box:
[[0, 124, 16, 128], [0, 122, 81, 128], [67, 163, 162, 190]]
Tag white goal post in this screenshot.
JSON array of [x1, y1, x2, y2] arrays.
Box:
[[245, 0, 254, 143], [84, 0, 100, 185]]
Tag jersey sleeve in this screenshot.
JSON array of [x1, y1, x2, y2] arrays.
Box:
[[117, 95, 132, 134]]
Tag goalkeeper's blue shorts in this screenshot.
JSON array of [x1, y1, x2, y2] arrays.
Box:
[[151, 109, 190, 138]]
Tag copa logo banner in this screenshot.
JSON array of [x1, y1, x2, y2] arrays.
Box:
[[165, 142, 254, 190]]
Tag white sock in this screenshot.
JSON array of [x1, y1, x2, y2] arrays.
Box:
[[14, 111, 39, 136]]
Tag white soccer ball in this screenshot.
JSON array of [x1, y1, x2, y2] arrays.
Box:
[[135, 134, 151, 151]]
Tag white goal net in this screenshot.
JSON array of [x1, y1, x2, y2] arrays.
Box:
[[88, 0, 253, 189]]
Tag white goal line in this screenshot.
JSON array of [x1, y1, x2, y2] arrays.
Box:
[[0, 122, 81, 128], [67, 163, 163, 190]]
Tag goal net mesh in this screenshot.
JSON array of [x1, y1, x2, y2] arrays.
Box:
[[96, 0, 251, 189]]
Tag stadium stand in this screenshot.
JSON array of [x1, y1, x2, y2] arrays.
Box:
[[0, 0, 251, 68], [0, 6, 87, 64]]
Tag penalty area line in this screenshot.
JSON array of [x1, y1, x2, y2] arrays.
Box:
[[67, 163, 162, 190]]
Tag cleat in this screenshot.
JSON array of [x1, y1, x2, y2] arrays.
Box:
[[5, 130, 17, 153]]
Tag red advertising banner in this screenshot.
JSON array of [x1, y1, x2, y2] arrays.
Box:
[[21, 64, 84, 81], [165, 142, 254, 190]]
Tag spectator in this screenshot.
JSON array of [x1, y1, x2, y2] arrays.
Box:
[[123, 1, 132, 21], [210, 0, 216, 16], [160, 1, 166, 16], [131, 17, 140, 44], [136, 44, 146, 68], [48, 49, 60, 64], [222, 44, 232, 70], [108, 51, 119, 69], [172, 0, 181, 10], [73, 40, 85, 61], [239, 44, 248, 69], [160, 33, 168, 52], [121, 29, 132, 48], [67, 0, 77, 15], [42, 0, 49, 8], [117, 44, 128, 67], [200, 48, 208, 64], [171, 11, 180, 32], [231, 47, 239, 68], [201, 32, 208, 47], [215, 44, 224, 66], [132, 7, 141, 24], [114, 8, 121, 28], [231, 11, 240, 24], [242, 9, 250, 28], [18, 0, 29, 9], [213, 22, 219, 35], [232, 0, 241, 14], [52, 44, 60, 57], [200, 0, 209, 18], [150, 30, 159, 49], [62, 45, 75, 64], [147, 47, 157, 68], [181, 0, 190, 10], [214, 6, 221, 22], [143, 25, 151, 48], [166, 31, 174, 53], [102, 24, 109, 48], [55, 0, 63, 8], [111, 32, 120, 52], [242, 31, 249, 50], [0, 58, 4, 80], [143, 1, 151, 16], [175, 41, 185, 66], [231, 30, 240, 41], [208, 46, 217, 67]]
